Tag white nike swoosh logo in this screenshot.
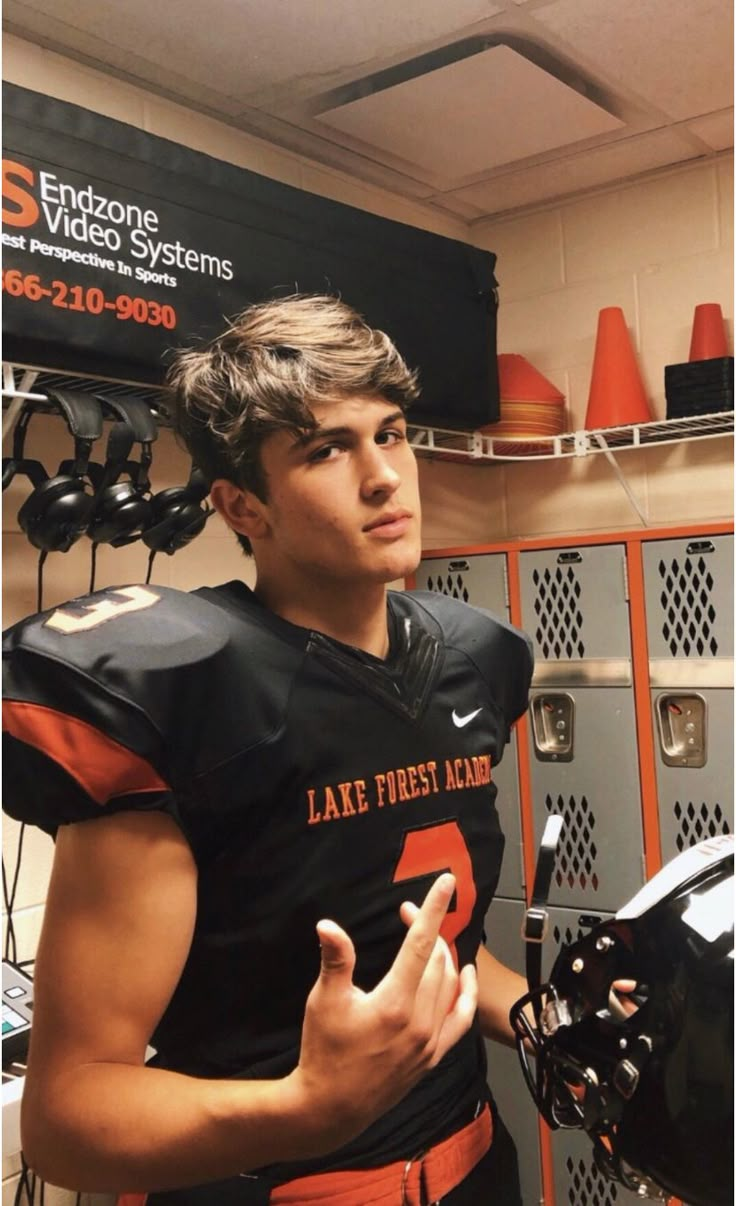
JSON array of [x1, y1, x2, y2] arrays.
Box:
[[452, 707, 483, 728]]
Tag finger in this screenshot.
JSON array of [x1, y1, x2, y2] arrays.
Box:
[[390, 874, 456, 992], [430, 962, 478, 1066], [608, 980, 640, 1019], [425, 941, 460, 1038], [316, 919, 357, 984], [410, 938, 452, 1029]]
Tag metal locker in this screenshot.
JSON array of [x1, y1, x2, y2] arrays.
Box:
[[641, 534, 734, 865], [483, 895, 543, 1206], [542, 905, 643, 1206], [415, 553, 526, 899], [519, 545, 632, 661], [550, 1127, 642, 1206], [519, 546, 645, 913]]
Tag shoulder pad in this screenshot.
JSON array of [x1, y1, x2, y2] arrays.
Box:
[[4, 584, 229, 668], [395, 589, 534, 724]]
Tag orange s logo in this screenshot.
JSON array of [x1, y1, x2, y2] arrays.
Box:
[[2, 159, 39, 227]]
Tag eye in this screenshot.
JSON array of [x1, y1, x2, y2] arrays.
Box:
[[308, 442, 343, 463], [376, 428, 406, 447]]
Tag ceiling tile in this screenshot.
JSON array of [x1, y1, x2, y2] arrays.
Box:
[[317, 45, 622, 178], [686, 110, 734, 152], [533, 0, 734, 119], [3, 0, 505, 102], [454, 127, 704, 216]]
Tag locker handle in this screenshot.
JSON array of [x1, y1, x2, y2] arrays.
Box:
[[686, 540, 715, 554], [557, 551, 582, 564]]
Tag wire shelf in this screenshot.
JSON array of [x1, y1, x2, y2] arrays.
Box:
[[407, 410, 734, 462], [2, 361, 733, 462]]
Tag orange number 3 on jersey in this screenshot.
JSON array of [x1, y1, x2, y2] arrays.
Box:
[[393, 820, 477, 971]]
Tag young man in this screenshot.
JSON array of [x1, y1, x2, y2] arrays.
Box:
[[3, 295, 534, 1204]]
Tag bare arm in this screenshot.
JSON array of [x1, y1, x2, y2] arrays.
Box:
[[21, 811, 476, 1194], [475, 944, 528, 1047]]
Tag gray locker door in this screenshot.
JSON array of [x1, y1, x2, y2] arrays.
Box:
[[641, 534, 733, 661], [642, 534, 734, 864], [415, 554, 526, 899], [519, 545, 631, 661], [652, 688, 733, 863], [542, 906, 643, 1206], [483, 896, 543, 1206], [527, 686, 644, 912], [519, 546, 643, 913]]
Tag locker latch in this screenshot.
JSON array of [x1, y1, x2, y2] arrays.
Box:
[[530, 693, 575, 761], [655, 693, 707, 768]]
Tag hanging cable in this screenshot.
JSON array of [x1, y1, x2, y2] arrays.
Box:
[[13, 1153, 35, 1204], [89, 542, 99, 594], [3, 821, 26, 964], [35, 550, 47, 614], [145, 548, 157, 585]]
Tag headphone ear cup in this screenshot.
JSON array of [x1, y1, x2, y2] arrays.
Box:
[[17, 476, 95, 553], [142, 486, 209, 554], [89, 482, 153, 546]]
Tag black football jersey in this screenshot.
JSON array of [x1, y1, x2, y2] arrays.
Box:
[[3, 581, 533, 1183]]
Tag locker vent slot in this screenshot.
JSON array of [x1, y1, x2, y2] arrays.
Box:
[[674, 800, 731, 851], [565, 1154, 623, 1205], [532, 567, 585, 659], [657, 556, 719, 657], [552, 923, 588, 949], [425, 573, 470, 602], [545, 795, 599, 892]]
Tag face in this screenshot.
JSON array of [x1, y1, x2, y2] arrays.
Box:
[[243, 395, 422, 589]]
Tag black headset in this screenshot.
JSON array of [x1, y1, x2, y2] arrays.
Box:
[[142, 464, 213, 555], [87, 396, 157, 547], [2, 390, 104, 553]]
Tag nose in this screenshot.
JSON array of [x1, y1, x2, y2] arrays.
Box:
[[360, 442, 401, 498]]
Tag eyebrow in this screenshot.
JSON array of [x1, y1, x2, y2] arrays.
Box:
[[291, 409, 406, 451]]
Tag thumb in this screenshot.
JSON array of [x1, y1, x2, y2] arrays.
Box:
[[316, 919, 356, 982]]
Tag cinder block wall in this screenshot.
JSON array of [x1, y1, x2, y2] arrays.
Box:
[[418, 156, 733, 549]]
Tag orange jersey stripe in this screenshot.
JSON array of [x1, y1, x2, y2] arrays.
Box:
[[3, 700, 170, 805]]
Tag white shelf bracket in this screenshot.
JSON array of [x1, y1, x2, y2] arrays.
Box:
[[589, 433, 649, 525]]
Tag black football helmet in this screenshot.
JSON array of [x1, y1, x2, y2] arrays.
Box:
[[511, 832, 734, 1206]]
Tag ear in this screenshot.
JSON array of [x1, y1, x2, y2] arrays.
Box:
[[209, 479, 270, 540]]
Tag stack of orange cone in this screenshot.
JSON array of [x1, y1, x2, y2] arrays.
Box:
[[585, 306, 653, 429]]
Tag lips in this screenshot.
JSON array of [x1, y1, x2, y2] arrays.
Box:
[[364, 510, 413, 534]]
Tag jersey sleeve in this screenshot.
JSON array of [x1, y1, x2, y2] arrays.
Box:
[[2, 584, 228, 838], [470, 613, 533, 741]]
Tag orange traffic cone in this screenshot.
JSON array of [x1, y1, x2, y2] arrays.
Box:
[[688, 303, 729, 361], [585, 306, 653, 429]]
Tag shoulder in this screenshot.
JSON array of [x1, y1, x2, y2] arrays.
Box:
[[392, 589, 534, 722], [394, 589, 531, 658], [3, 582, 280, 735], [4, 583, 228, 667]]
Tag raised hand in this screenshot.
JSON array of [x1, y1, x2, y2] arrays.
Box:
[[286, 873, 478, 1155]]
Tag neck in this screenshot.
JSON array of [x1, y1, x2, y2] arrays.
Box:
[[254, 573, 392, 658]]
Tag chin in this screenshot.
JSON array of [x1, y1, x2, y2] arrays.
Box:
[[378, 548, 422, 584]]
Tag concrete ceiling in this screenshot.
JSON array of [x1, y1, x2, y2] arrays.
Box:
[[3, 0, 733, 223]]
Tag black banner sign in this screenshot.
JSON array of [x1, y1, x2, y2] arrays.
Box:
[[2, 83, 499, 427]]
